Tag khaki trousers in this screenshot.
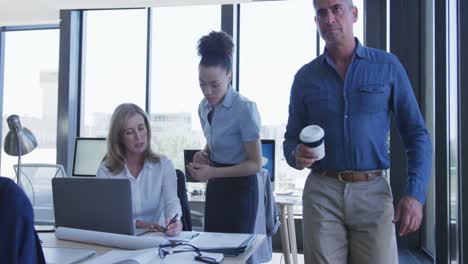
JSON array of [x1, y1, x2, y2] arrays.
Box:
[[302, 172, 398, 264]]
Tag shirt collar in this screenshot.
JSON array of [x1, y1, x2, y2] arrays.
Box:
[[320, 37, 367, 64], [221, 85, 235, 108], [354, 38, 366, 59], [144, 160, 152, 168], [122, 159, 151, 179], [203, 85, 235, 110], [124, 159, 152, 170]]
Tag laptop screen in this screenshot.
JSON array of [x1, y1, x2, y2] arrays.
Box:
[[52, 177, 135, 235], [72, 137, 107, 177], [261, 139, 275, 182]]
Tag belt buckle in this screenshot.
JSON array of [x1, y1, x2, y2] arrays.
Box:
[[337, 172, 349, 183]]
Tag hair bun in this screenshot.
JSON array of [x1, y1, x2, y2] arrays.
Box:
[[198, 31, 234, 59]]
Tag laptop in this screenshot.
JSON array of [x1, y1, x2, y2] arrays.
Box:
[[42, 247, 95, 264], [52, 177, 146, 236]]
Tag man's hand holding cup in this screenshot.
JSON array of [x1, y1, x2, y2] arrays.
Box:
[[295, 125, 325, 170]]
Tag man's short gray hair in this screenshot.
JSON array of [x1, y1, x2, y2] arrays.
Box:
[[313, 0, 354, 8]]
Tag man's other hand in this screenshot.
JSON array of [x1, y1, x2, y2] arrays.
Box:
[[393, 196, 423, 236]]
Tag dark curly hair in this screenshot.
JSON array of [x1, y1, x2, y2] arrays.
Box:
[[197, 31, 234, 73]]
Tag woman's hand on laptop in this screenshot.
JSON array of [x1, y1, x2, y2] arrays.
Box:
[[164, 218, 182, 237], [135, 220, 164, 232]]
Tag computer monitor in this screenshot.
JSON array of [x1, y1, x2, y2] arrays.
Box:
[[261, 139, 275, 182], [184, 139, 275, 182], [72, 137, 107, 177]]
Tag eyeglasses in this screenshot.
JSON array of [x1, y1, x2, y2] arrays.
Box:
[[158, 243, 220, 264]]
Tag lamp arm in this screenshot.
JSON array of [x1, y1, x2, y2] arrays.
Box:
[[16, 133, 22, 186]]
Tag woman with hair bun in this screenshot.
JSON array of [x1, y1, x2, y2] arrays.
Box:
[[187, 31, 262, 234]]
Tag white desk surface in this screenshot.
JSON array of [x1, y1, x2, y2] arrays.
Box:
[[274, 195, 301, 205], [189, 194, 301, 205], [39, 232, 265, 264], [187, 194, 206, 203]]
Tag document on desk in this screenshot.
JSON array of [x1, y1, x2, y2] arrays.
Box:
[[42, 247, 95, 264], [85, 248, 155, 264], [148, 231, 200, 243], [85, 248, 223, 264], [55, 227, 167, 250], [191, 232, 255, 248]]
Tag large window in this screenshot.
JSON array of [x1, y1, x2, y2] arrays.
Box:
[[1, 29, 59, 179], [422, 0, 436, 257], [239, 0, 316, 193], [1, 29, 59, 224], [150, 6, 221, 171], [80, 9, 147, 137]]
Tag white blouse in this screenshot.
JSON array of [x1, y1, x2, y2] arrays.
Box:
[[96, 155, 181, 226]]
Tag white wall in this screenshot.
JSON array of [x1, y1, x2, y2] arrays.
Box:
[[0, 0, 59, 26], [0, 0, 255, 27]]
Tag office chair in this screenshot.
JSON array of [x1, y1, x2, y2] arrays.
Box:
[[13, 163, 67, 225], [175, 169, 192, 231]]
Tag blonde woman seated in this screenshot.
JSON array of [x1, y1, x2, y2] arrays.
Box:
[[96, 103, 182, 236]]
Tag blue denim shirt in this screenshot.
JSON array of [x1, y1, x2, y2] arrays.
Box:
[[199, 86, 261, 164], [283, 40, 432, 204]]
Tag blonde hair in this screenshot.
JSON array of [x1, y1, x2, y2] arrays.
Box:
[[104, 103, 160, 174]]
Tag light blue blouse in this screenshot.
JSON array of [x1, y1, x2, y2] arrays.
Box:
[[198, 86, 261, 164]]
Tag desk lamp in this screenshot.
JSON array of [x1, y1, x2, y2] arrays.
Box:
[[3, 115, 37, 185]]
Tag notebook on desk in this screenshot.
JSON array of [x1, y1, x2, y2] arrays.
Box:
[[191, 232, 256, 256], [52, 177, 147, 236], [43, 247, 95, 264]]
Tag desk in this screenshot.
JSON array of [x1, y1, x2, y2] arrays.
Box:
[[275, 195, 301, 264], [187, 194, 206, 203], [39, 232, 265, 264]]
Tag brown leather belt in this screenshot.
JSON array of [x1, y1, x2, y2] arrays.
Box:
[[315, 170, 384, 183]]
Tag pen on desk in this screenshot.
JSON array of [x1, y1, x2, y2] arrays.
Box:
[[163, 213, 179, 233], [190, 232, 200, 240]]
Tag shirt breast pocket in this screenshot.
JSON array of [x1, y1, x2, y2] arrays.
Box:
[[357, 84, 389, 113]]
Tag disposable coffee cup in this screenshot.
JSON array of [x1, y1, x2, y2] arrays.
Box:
[[299, 125, 325, 160]]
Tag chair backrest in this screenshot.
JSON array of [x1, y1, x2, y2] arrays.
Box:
[[13, 163, 67, 225], [175, 169, 192, 231]]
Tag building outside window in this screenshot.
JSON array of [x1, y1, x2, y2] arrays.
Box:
[[150, 5, 221, 171], [80, 9, 147, 137]]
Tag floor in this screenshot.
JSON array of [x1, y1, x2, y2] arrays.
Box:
[[265, 249, 433, 264]]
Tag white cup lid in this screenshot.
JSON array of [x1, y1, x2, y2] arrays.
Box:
[[300, 125, 324, 143]]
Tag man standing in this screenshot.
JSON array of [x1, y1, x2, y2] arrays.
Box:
[[283, 0, 432, 263]]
